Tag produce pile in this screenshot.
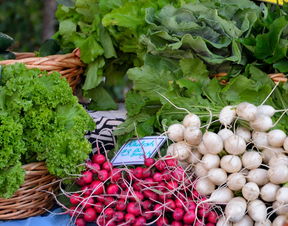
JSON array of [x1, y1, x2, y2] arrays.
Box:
[[64, 153, 220, 226], [166, 102, 288, 225], [0, 64, 95, 198]]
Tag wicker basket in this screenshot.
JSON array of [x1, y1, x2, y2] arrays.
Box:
[[0, 48, 85, 92], [0, 162, 59, 220]]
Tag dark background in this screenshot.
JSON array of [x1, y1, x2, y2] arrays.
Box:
[[0, 0, 57, 52]]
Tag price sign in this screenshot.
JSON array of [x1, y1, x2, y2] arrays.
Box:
[[111, 136, 167, 166]]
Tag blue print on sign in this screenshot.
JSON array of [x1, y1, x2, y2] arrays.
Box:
[[111, 136, 167, 166]]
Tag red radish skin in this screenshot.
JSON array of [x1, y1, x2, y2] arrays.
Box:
[[110, 168, 121, 182], [127, 202, 141, 216], [104, 208, 114, 220], [153, 172, 163, 182], [134, 216, 146, 226], [81, 197, 94, 209], [154, 204, 164, 216], [133, 167, 144, 179], [75, 218, 86, 226], [165, 157, 178, 167], [183, 211, 196, 224], [90, 181, 104, 195], [68, 206, 77, 217], [98, 170, 109, 181], [207, 211, 218, 223], [187, 202, 196, 210], [81, 185, 91, 196], [171, 221, 183, 226], [106, 184, 119, 195], [166, 199, 176, 210], [155, 161, 166, 171], [125, 213, 136, 224], [97, 196, 105, 203], [142, 200, 152, 209], [198, 208, 209, 218], [70, 193, 81, 205], [143, 190, 158, 201], [102, 161, 113, 171], [132, 181, 142, 191], [104, 197, 115, 207], [92, 154, 106, 164], [173, 208, 185, 221], [156, 217, 169, 226], [167, 180, 178, 190], [142, 168, 151, 178], [132, 191, 144, 201], [94, 202, 103, 213], [175, 199, 184, 208], [206, 223, 215, 226], [114, 211, 124, 222], [86, 162, 100, 174], [76, 177, 86, 186], [144, 158, 155, 167], [143, 211, 154, 220], [116, 199, 126, 211], [83, 207, 97, 222]]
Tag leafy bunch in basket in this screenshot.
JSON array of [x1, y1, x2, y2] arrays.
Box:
[[0, 64, 95, 198]]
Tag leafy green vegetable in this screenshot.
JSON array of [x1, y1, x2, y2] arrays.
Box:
[[0, 64, 95, 198]]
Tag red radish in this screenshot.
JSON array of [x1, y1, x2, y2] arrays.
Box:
[[127, 202, 141, 216], [171, 222, 183, 226], [104, 197, 115, 207], [133, 181, 142, 191], [142, 200, 152, 209], [156, 217, 169, 226], [143, 190, 158, 200], [198, 208, 209, 218], [173, 208, 185, 221], [116, 199, 126, 211], [90, 181, 104, 195], [97, 196, 105, 203], [114, 211, 124, 221], [165, 157, 177, 167], [142, 168, 151, 178], [83, 208, 97, 222], [145, 158, 155, 167], [155, 160, 166, 171], [92, 154, 106, 164], [172, 168, 185, 181], [133, 167, 144, 178], [106, 184, 119, 194], [106, 222, 116, 226], [97, 216, 105, 226], [134, 216, 146, 226], [143, 211, 154, 220], [81, 185, 91, 196], [206, 223, 215, 226], [75, 218, 86, 226], [76, 177, 86, 186], [70, 193, 81, 205], [167, 180, 178, 190], [104, 208, 114, 219], [94, 202, 103, 213], [207, 211, 218, 223], [194, 222, 205, 226], [183, 211, 196, 224], [87, 162, 100, 174], [102, 161, 113, 171], [166, 199, 176, 210], [81, 197, 94, 208], [110, 168, 121, 182], [132, 191, 144, 201], [153, 172, 163, 182], [157, 182, 167, 192], [154, 203, 163, 216], [175, 199, 184, 208], [187, 202, 196, 210], [98, 170, 109, 181], [144, 178, 154, 184], [125, 213, 136, 224], [162, 170, 172, 181]]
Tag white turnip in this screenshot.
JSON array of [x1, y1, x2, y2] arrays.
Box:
[[236, 127, 251, 142], [247, 169, 269, 186], [242, 182, 260, 201], [257, 105, 275, 117], [236, 102, 257, 121], [183, 113, 201, 128], [202, 154, 220, 170], [218, 128, 234, 141], [225, 197, 247, 222], [219, 105, 236, 127], [252, 132, 269, 150], [168, 123, 185, 142], [250, 115, 273, 132], [203, 131, 224, 154], [184, 127, 202, 145], [260, 183, 280, 202], [242, 151, 262, 170], [220, 155, 242, 173], [227, 173, 246, 191], [247, 199, 267, 223], [267, 129, 286, 148], [224, 135, 246, 155], [268, 164, 288, 184], [208, 168, 228, 185]]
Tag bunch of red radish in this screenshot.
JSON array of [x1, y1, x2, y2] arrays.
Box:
[[66, 153, 218, 226]]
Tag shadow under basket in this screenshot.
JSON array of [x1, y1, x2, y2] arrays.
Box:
[[0, 162, 59, 220]]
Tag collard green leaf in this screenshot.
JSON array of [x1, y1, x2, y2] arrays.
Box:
[[82, 58, 105, 90], [86, 86, 117, 110]]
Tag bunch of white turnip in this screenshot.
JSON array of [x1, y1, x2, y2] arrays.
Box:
[[166, 102, 288, 226]]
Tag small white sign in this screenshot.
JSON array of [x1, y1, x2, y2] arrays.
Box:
[[111, 136, 167, 166]]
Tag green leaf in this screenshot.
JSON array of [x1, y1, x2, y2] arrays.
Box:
[[57, 0, 75, 7], [82, 58, 105, 90], [179, 58, 209, 85], [273, 60, 288, 73], [79, 36, 104, 64], [59, 19, 76, 36], [125, 91, 145, 116], [86, 86, 117, 110], [99, 25, 117, 58]]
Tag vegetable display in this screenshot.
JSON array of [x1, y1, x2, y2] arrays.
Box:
[[63, 153, 219, 226], [0, 64, 95, 198], [166, 101, 288, 225]]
